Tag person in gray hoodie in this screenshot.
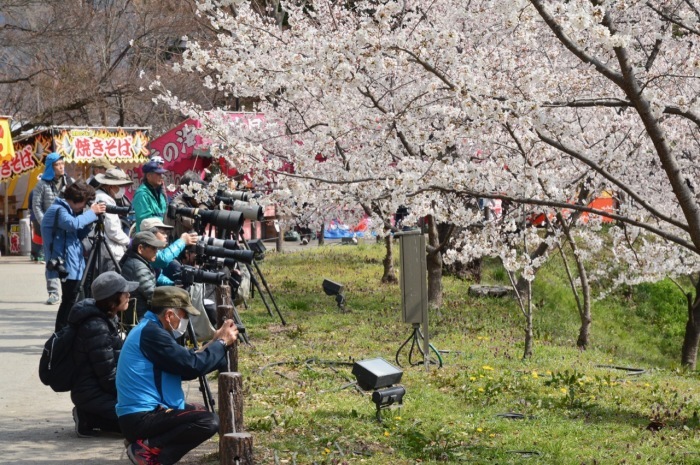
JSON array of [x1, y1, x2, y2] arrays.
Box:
[[32, 152, 74, 305]]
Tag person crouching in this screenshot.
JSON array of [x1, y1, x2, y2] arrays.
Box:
[[116, 286, 239, 465]]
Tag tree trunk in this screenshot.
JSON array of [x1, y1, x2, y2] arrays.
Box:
[[318, 224, 325, 246], [381, 234, 398, 283], [681, 284, 700, 368], [276, 217, 283, 252], [523, 280, 533, 359], [426, 215, 443, 310]]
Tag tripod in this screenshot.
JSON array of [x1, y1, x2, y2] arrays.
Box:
[[185, 319, 216, 413], [80, 216, 121, 298], [395, 324, 443, 369], [237, 232, 287, 326]]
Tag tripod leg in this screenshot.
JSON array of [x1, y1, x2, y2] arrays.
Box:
[[186, 319, 216, 412], [80, 243, 99, 298], [247, 265, 274, 318], [252, 260, 287, 326]]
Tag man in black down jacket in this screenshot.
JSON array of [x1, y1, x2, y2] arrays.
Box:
[[68, 271, 138, 437], [120, 231, 167, 327]]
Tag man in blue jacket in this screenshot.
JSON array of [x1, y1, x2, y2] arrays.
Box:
[[116, 286, 239, 465], [41, 180, 105, 331]]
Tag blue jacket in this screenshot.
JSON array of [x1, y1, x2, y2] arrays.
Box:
[[40, 198, 98, 280], [115, 311, 227, 416]]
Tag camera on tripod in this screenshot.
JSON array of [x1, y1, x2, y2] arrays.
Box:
[[214, 192, 263, 222], [96, 200, 130, 216], [46, 257, 69, 279], [167, 205, 244, 234], [198, 238, 255, 265], [180, 265, 227, 286]]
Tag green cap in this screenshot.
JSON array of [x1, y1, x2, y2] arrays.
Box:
[[151, 286, 200, 316]]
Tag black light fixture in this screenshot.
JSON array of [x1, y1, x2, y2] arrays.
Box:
[[352, 357, 405, 421], [322, 278, 346, 312]]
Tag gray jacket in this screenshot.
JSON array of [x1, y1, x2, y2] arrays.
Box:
[[31, 175, 73, 225], [119, 249, 156, 319]]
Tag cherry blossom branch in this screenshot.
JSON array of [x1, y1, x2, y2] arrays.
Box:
[[528, 0, 624, 86], [425, 186, 698, 253], [537, 131, 690, 231], [646, 1, 700, 35]]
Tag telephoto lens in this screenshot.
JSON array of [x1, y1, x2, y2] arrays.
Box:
[[215, 190, 250, 202], [180, 265, 227, 286]]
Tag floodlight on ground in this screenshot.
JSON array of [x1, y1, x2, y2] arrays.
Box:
[[352, 357, 405, 421], [322, 278, 346, 312]]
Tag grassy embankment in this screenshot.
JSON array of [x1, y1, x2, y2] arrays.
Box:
[[208, 241, 700, 464]]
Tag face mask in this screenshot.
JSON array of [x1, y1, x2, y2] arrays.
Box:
[[169, 311, 188, 338], [114, 187, 125, 199]]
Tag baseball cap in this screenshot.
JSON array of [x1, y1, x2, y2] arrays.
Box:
[[91, 271, 138, 301], [142, 160, 168, 174], [151, 286, 200, 316], [140, 217, 174, 232], [95, 168, 133, 186], [132, 231, 167, 249], [91, 157, 116, 170]]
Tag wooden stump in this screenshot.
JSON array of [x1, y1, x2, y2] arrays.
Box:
[[216, 284, 232, 309], [220, 433, 253, 465], [218, 372, 244, 435], [217, 304, 238, 372]]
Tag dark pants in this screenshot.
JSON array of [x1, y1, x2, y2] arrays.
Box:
[[119, 404, 219, 465], [55, 279, 81, 332]]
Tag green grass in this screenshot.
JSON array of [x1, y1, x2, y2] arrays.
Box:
[[207, 242, 700, 464]]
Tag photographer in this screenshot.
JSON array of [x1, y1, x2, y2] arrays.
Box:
[[41, 181, 106, 332], [116, 287, 239, 465], [140, 218, 199, 286], [93, 168, 133, 271], [119, 231, 167, 324], [132, 160, 168, 233], [164, 170, 207, 238], [68, 272, 138, 437], [33, 152, 75, 305]]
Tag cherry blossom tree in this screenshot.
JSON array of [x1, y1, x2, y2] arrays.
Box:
[[156, 0, 700, 365]]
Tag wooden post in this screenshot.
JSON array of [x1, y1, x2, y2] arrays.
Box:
[[218, 372, 244, 435], [220, 433, 253, 465], [217, 304, 238, 372], [216, 284, 232, 309]]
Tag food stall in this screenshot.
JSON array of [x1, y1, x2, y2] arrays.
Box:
[[0, 125, 150, 254]]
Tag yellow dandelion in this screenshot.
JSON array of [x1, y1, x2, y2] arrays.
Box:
[[396, 416, 402, 420], [489, 434, 496, 438], [531, 371, 539, 378], [644, 383, 651, 387], [560, 388, 568, 394], [482, 365, 494, 371], [469, 376, 476, 381], [546, 371, 552, 375], [324, 448, 331, 454], [477, 428, 483, 432], [478, 387, 485, 392], [384, 431, 390, 437]]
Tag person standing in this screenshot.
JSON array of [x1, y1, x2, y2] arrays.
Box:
[[93, 168, 133, 271], [164, 170, 207, 239], [68, 272, 138, 437], [32, 152, 75, 304], [132, 160, 168, 233], [41, 181, 106, 331], [87, 157, 116, 189], [116, 286, 239, 465]]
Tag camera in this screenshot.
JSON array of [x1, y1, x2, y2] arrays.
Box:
[[167, 205, 244, 233], [215, 189, 250, 202], [96, 201, 130, 216], [214, 197, 263, 221], [180, 265, 227, 286], [46, 257, 69, 279], [195, 241, 255, 264]]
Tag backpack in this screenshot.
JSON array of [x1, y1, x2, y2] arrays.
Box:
[[38, 324, 78, 392]]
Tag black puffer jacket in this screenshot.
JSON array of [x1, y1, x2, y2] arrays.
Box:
[[67, 299, 122, 410]]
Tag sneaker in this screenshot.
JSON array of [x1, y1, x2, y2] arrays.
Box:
[[72, 407, 99, 438], [126, 439, 161, 465], [46, 294, 60, 305]]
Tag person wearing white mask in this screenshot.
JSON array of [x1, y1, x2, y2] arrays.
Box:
[[93, 168, 134, 272]]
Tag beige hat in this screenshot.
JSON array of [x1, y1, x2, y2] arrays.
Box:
[[91, 157, 116, 170], [95, 168, 133, 186], [140, 217, 174, 232]]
